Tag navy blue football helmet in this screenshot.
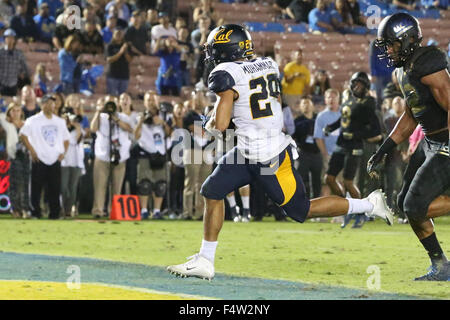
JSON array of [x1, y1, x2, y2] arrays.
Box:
[[204, 24, 254, 66], [350, 71, 370, 98], [375, 13, 423, 67]]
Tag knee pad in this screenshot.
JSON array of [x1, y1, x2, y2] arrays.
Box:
[[153, 180, 167, 197], [281, 186, 310, 223], [403, 192, 428, 222], [137, 179, 152, 196]]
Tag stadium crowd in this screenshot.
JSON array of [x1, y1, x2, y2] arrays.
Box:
[[0, 0, 448, 227]]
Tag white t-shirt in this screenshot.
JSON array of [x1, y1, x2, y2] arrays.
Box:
[[138, 121, 166, 155], [20, 112, 70, 165], [209, 56, 296, 162], [151, 24, 177, 48], [61, 129, 85, 170], [94, 112, 132, 163]]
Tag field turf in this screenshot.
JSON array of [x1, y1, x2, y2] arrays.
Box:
[[0, 215, 449, 299]]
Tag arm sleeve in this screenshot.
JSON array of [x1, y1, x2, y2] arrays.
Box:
[[208, 70, 236, 93]]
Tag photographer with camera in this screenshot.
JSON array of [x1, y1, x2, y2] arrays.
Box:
[[90, 96, 133, 218], [19, 94, 70, 219], [60, 105, 85, 218], [134, 91, 173, 220]]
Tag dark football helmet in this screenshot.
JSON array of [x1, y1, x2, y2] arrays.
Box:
[[349, 71, 370, 98], [204, 24, 254, 66], [375, 12, 423, 67]]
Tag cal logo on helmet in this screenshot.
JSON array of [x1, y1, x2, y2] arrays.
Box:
[[214, 29, 233, 44]]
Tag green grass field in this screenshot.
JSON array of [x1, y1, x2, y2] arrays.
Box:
[[0, 215, 449, 299]]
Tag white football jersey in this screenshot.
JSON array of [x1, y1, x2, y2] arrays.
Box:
[[209, 56, 296, 162]]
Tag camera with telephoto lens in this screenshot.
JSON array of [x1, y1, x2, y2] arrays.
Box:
[[102, 101, 117, 115], [143, 110, 157, 125], [61, 107, 83, 131]]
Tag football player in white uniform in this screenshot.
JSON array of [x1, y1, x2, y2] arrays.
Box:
[[167, 24, 393, 280]]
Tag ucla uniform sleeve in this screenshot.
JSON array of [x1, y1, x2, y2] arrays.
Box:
[[413, 47, 448, 79], [208, 70, 236, 93]]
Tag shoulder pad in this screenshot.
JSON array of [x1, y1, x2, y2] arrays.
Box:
[[411, 46, 447, 78], [208, 70, 236, 93]]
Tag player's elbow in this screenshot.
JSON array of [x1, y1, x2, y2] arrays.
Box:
[[215, 120, 229, 132]]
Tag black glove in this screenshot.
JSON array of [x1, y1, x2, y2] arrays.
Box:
[[367, 137, 397, 179]]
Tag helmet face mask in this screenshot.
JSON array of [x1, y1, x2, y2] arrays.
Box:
[[349, 72, 370, 98], [375, 13, 422, 68], [204, 24, 254, 67]]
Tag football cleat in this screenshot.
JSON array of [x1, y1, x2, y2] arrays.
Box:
[[167, 254, 215, 280], [414, 260, 450, 281], [364, 189, 394, 226]]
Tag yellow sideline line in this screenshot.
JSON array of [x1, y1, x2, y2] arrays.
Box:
[[0, 280, 218, 300]]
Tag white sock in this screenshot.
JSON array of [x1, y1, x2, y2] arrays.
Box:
[[141, 208, 148, 214], [153, 208, 160, 215], [199, 239, 218, 263], [347, 198, 374, 214], [227, 195, 236, 208], [241, 196, 250, 210]]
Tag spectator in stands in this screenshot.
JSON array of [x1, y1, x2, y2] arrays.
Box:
[[105, 28, 132, 95], [0, 0, 16, 26], [169, 102, 186, 216], [106, 3, 128, 29], [151, 11, 177, 51], [180, 89, 213, 220], [135, 0, 157, 11], [105, 0, 131, 22], [21, 85, 41, 119], [0, 29, 30, 96], [347, 0, 366, 26], [60, 100, 85, 217], [20, 94, 70, 219], [392, 0, 417, 10], [286, 0, 315, 24], [81, 3, 103, 30], [33, 63, 50, 96], [154, 36, 182, 96], [369, 39, 395, 110], [293, 98, 323, 199], [146, 8, 159, 30], [135, 91, 173, 219], [310, 69, 330, 106], [90, 95, 133, 218], [383, 96, 408, 212], [52, 8, 82, 50], [38, 0, 63, 18], [33, 2, 56, 44], [331, 0, 368, 34], [308, 0, 334, 33], [9, 1, 39, 41], [101, 15, 116, 44], [273, 0, 293, 19], [281, 48, 311, 108], [80, 21, 104, 54], [313, 88, 341, 195], [421, 0, 448, 9], [177, 27, 193, 87], [58, 34, 82, 94], [193, 0, 219, 27], [119, 92, 139, 195], [0, 102, 30, 219], [53, 91, 65, 116], [191, 15, 211, 83], [125, 10, 150, 56]]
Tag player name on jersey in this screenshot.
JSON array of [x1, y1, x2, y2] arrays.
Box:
[[241, 60, 275, 74]]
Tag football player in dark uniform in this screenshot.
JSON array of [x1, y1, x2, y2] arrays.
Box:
[[368, 13, 450, 281], [324, 71, 382, 228]]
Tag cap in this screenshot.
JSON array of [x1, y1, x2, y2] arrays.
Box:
[[4, 28, 16, 38], [41, 94, 56, 104], [158, 12, 169, 18]]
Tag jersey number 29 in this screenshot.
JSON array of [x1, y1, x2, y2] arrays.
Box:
[[249, 74, 280, 119]]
